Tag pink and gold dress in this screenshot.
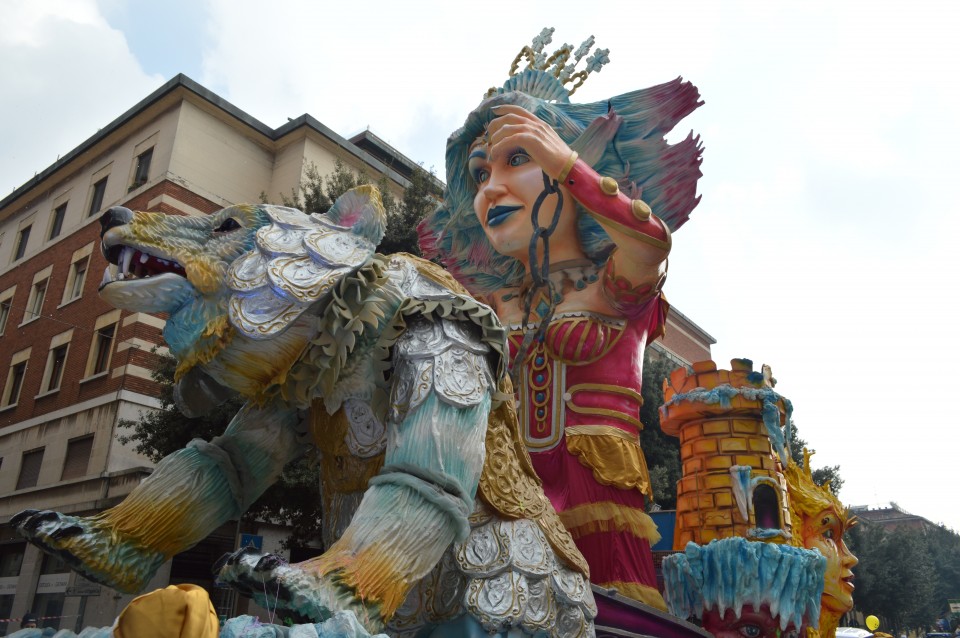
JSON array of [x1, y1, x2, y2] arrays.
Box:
[[506, 158, 672, 610]]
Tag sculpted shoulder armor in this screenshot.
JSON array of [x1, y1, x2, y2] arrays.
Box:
[[390, 315, 494, 423]]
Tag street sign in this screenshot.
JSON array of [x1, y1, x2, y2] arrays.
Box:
[[66, 576, 101, 597], [239, 533, 263, 551], [949, 599, 960, 613]]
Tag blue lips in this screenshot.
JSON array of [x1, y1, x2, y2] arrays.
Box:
[[487, 205, 522, 227]]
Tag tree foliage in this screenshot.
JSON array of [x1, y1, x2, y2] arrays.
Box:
[[275, 159, 440, 255], [640, 349, 682, 510], [846, 520, 960, 635]]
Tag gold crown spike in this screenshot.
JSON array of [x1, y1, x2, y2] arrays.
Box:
[[487, 29, 611, 100]]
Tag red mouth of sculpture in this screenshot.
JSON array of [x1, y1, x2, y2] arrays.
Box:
[[104, 245, 186, 281]]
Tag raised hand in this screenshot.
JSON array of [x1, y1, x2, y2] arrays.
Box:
[[487, 104, 574, 180]]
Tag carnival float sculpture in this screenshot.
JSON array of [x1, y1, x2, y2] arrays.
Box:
[[11, 28, 856, 638]]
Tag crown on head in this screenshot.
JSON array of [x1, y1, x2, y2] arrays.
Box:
[[485, 28, 611, 101]]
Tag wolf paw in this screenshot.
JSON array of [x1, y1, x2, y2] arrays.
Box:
[[215, 547, 383, 631], [12, 509, 165, 593]]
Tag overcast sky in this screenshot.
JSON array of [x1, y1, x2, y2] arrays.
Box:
[[2, 1, 958, 535]]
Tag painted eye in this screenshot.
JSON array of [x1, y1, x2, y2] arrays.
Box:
[[474, 169, 490, 184], [508, 152, 530, 167], [738, 624, 762, 638], [215, 218, 241, 233]]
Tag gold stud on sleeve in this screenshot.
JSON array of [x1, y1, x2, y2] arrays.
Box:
[[631, 199, 652, 222], [600, 176, 619, 196]]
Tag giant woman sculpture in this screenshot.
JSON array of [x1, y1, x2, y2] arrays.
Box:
[[420, 28, 704, 612]]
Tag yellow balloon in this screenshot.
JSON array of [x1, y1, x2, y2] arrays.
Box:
[[866, 615, 880, 631]]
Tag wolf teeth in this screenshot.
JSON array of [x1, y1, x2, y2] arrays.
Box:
[[121, 247, 134, 276], [102, 266, 112, 286], [139, 252, 149, 264]]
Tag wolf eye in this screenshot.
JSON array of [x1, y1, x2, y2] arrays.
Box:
[[215, 218, 242, 233]]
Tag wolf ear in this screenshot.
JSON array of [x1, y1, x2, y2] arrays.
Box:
[[324, 185, 387, 246]]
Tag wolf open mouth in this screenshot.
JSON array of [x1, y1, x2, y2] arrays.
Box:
[[103, 245, 186, 283]]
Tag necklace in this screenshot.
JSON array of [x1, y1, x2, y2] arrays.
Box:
[[514, 258, 599, 302]]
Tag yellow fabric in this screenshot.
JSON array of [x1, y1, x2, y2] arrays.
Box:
[[566, 429, 653, 498], [600, 580, 668, 611], [114, 584, 218, 638], [558, 501, 661, 544]]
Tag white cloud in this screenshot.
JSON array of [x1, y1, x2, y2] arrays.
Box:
[[0, 0, 162, 194]]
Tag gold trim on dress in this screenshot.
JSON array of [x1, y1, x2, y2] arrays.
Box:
[[557, 501, 661, 544], [565, 384, 644, 431]]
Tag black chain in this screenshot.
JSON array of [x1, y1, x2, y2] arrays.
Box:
[[510, 171, 565, 386]]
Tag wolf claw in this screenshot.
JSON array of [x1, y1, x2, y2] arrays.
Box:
[[216, 548, 383, 631], [12, 508, 165, 593]]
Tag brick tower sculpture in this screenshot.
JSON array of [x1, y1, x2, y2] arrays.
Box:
[[659, 359, 827, 638], [659, 358, 794, 548]]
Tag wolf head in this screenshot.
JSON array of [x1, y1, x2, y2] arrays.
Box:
[[99, 186, 386, 317], [100, 185, 386, 379]]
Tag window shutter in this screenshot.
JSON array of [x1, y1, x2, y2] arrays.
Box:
[[16, 449, 44, 490], [61, 437, 93, 480]]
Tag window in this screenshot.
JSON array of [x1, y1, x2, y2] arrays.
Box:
[[25, 279, 47, 321], [33, 554, 68, 630], [0, 301, 11, 335], [49, 203, 67, 240], [88, 177, 107, 217], [44, 344, 68, 393], [92, 324, 115, 374], [0, 286, 13, 336], [61, 435, 94, 480], [2, 348, 30, 407], [131, 147, 153, 190], [0, 594, 11, 635], [3, 362, 26, 407], [62, 244, 93, 304], [0, 542, 25, 577], [16, 447, 44, 490], [13, 225, 31, 260], [70, 260, 87, 299]]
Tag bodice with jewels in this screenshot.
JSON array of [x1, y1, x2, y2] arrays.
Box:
[[507, 307, 653, 450]]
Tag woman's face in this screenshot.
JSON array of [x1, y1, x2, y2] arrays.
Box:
[[801, 507, 858, 614], [468, 138, 579, 264]]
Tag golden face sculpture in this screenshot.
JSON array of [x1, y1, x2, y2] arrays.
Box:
[[799, 506, 857, 614], [785, 451, 859, 620]]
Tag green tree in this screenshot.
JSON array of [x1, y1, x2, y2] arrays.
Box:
[[848, 522, 939, 634], [275, 159, 439, 255], [640, 349, 682, 510]]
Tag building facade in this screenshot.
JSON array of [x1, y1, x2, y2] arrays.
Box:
[[0, 75, 714, 632]]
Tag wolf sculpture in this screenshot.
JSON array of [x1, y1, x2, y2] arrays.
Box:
[[12, 187, 596, 637]]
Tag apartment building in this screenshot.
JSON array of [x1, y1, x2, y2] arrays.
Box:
[[0, 74, 714, 633]]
